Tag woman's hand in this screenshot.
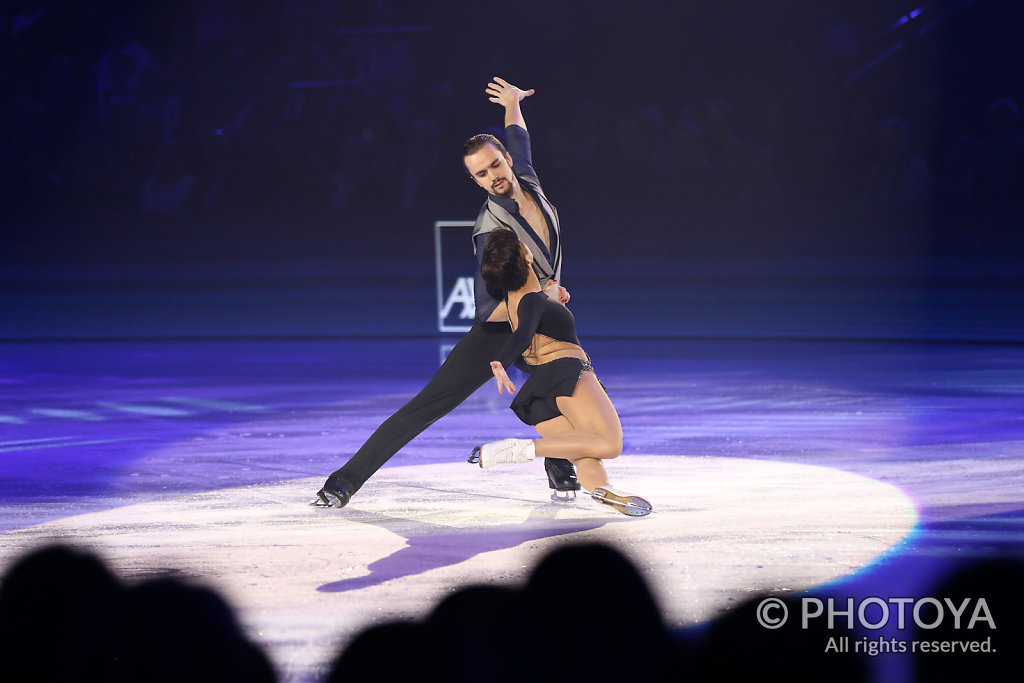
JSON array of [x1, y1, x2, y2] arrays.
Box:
[[490, 361, 517, 395], [542, 279, 570, 305]]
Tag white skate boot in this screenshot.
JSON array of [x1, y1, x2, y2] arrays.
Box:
[[468, 439, 536, 469]]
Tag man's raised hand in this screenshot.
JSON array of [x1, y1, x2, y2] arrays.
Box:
[[486, 77, 534, 108]]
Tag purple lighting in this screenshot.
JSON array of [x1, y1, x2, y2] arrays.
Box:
[[887, 7, 925, 33]]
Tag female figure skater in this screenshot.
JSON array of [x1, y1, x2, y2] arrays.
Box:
[[470, 228, 652, 516]]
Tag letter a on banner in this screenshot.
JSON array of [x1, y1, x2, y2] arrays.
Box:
[[435, 220, 477, 332], [441, 277, 475, 320]]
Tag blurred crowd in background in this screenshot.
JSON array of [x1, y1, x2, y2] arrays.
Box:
[[1, 0, 1022, 216]]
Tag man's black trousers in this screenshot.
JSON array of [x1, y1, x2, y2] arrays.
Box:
[[329, 320, 513, 492]]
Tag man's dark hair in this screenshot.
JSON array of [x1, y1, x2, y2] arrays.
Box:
[[480, 229, 530, 292], [463, 133, 508, 159]]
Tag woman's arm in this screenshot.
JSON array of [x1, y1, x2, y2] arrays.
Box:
[[494, 293, 544, 366]]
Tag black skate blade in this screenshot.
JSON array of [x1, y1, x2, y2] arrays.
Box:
[[310, 490, 342, 508]]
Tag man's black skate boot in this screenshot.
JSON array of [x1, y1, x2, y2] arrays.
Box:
[[544, 458, 580, 501], [311, 473, 355, 508]]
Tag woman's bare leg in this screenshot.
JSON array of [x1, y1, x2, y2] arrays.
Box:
[[533, 373, 622, 460], [531, 373, 622, 491], [528, 376, 650, 515], [569, 457, 611, 492], [535, 415, 610, 491]]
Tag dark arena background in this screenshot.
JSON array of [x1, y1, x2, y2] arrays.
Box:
[[1, 1, 1022, 681]]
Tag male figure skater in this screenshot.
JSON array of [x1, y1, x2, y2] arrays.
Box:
[[314, 77, 578, 508]]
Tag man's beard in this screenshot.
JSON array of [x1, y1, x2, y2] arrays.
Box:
[[491, 177, 512, 196]]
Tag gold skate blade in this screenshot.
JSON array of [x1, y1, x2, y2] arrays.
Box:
[[590, 487, 653, 516]]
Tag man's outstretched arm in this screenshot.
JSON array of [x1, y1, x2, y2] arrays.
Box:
[[486, 76, 534, 130]]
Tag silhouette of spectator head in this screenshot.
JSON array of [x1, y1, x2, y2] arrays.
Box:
[[692, 593, 868, 682], [521, 543, 673, 679], [109, 576, 276, 683], [0, 544, 123, 682], [913, 556, 1024, 682], [325, 620, 441, 683], [425, 584, 528, 682]]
